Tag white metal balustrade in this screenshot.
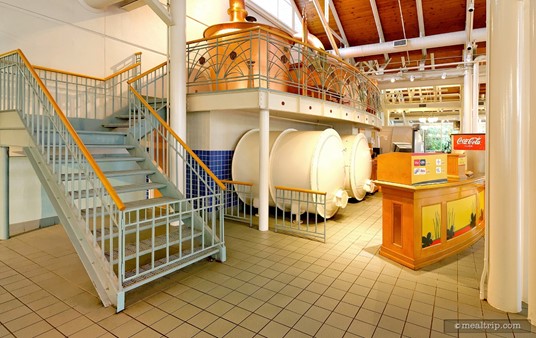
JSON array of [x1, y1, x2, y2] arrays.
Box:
[[274, 186, 327, 242]]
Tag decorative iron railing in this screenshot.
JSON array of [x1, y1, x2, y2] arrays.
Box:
[[186, 27, 382, 115], [34, 53, 141, 120]]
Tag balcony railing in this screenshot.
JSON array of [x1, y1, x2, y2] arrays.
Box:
[[186, 27, 382, 116]]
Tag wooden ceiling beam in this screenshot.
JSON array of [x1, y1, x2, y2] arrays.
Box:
[[328, 1, 350, 48], [369, 0, 389, 61], [415, 0, 427, 57], [310, 0, 340, 55]]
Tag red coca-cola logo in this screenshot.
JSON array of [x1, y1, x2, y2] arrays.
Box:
[[452, 134, 485, 150]]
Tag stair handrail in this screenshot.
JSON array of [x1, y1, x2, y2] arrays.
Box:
[[127, 67, 226, 191], [33, 52, 142, 120], [1, 49, 126, 211]]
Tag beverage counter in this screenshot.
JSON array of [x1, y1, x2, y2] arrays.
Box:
[[375, 170, 485, 270]]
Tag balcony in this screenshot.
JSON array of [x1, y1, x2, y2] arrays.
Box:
[[185, 27, 383, 129]]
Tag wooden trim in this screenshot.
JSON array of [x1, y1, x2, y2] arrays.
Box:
[[12, 50, 125, 211], [33, 61, 141, 82], [128, 85, 226, 191], [274, 185, 327, 195], [221, 179, 253, 186], [127, 62, 167, 84]]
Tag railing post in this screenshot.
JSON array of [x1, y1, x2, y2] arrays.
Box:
[[0, 146, 9, 240]]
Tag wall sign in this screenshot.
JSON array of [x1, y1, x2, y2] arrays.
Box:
[[452, 133, 485, 151]]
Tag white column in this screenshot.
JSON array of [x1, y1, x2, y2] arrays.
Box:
[[169, 0, 187, 191], [525, 0, 536, 324], [472, 56, 485, 132], [462, 54, 473, 133], [486, 0, 524, 313], [0, 147, 8, 240], [258, 109, 270, 231]]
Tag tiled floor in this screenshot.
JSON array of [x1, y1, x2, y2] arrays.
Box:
[[0, 193, 534, 337]]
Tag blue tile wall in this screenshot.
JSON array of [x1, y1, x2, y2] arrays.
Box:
[[186, 150, 234, 200], [194, 150, 234, 181]]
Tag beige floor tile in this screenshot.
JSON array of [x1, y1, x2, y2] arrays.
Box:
[[188, 310, 218, 329], [240, 313, 270, 333], [259, 320, 290, 338], [205, 299, 234, 316], [13, 320, 53, 337], [166, 322, 200, 338], [222, 306, 251, 324], [4, 312, 41, 332], [205, 317, 236, 336], [56, 315, 93, 336], [225, 325, 256, 338], [151, 314, 183, 334], [292, 316, 322, 336], [110, 318, 146, 337]]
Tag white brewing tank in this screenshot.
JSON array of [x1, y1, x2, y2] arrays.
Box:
[[269, 129, 348, 219], [231, 128, 295, 208], [341, 133, 374, 201]]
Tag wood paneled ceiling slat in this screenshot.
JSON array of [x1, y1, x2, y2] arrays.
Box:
[[292, 0, 486, 72]]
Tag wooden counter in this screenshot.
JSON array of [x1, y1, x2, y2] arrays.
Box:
[[375, 176, 485, 269]]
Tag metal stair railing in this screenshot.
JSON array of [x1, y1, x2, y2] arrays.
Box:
[[126, 62, 227, 281], [0, 50, 125, 308], [33, 52, 142, 120]]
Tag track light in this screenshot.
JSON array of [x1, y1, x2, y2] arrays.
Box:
[[390, 77, 396, 83], [441, 72, 447, 79], [410, 75, 415, 82]]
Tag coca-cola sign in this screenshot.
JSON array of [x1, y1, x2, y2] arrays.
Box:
[[452, 133, 485, 151]]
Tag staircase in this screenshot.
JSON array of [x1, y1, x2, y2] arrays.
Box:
[[0, 50, 226, 312]]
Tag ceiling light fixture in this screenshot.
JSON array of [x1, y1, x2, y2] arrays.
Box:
[[410, 75, 415, 82], [391, 77, 396, 83], [441, 72, 447, 79]]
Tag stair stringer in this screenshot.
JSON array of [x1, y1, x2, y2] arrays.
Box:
[[24, 145, 121, 308]]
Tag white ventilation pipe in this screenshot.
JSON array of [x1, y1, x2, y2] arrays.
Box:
[[472, 55, 486, 132], [338, 28, 486, 59], [80, 0, 124, 10]]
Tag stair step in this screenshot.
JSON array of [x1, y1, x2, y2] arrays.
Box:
[[71, 182, 166, 199], [122, 246, 218, 288], [116, 114, 145, 120], [76, 130, 128, 145], [61, 169, 155, 181], [51, 154, 145, 163], [85, 144, 136, 150], [105, 223, 204, 265], [123, 197, 181, 211], [93, 155, 145, 162], [92, 210, 193, 241], [102, 122, 130, 128]]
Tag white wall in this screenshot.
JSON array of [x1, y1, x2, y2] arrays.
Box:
[[0, 0, 167, 76], [187, 109, 323, 150], [9, 156, 57, 233]]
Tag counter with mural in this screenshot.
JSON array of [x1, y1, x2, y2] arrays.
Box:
[[376, 175, 485, 269]]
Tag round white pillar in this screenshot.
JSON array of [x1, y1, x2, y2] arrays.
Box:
[[169, 0, 187, 191], [0, 147, 9, 240], [486, 0, 524, 313], [462, 58, 473, 133], [258, 109, 270, 231], [525, 0, 536, 324]]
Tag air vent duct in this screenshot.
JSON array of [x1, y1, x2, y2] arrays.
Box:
[[393, 39, 408, 47]]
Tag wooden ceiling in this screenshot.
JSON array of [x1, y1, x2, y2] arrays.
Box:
[[292, 0, 486, 75]]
